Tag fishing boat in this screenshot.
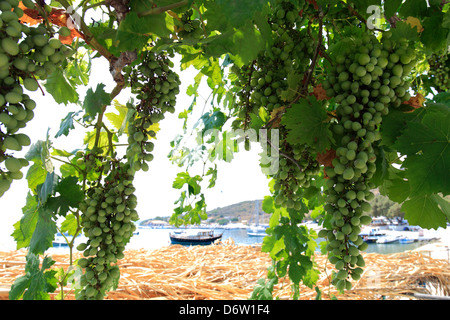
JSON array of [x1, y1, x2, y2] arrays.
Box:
[[169, 230, 222, 246], [360, 227, 386, 243]]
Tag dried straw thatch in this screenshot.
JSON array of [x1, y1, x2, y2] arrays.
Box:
[[1, 240, 449, 300]]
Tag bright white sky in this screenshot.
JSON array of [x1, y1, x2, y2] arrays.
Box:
[[0, 50, 270, 250]]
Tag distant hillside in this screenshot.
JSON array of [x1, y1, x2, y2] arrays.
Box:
[[139, 199, 266, 226], [206, 200, 266, 225]]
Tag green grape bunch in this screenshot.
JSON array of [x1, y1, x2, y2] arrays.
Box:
[[319, 31, 417, 291], [124, 50, 181, 172], [232, 0, 314, 123], [273, 138, 320, 211], [77, 162, 139, 300], [428, 52, 449, 92], [0, 0, 71, 197]]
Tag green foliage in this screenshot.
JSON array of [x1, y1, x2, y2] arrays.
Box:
[[282, 96, 333, 153], [9, 252, 57, 300]]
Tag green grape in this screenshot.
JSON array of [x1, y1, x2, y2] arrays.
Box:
[[77, 162, 139, 300], [320, 31, 417, 290], [0, 6, 71, 197], [123, 50, 180, 173]]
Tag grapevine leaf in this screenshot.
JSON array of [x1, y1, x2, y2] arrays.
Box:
[[394, 109, 450, 197], [9, 252, 57, 300], [43, 69, 79, 105], [262, 196, 275, 214], [29, 206, 57, 255], [281, 96, 333, 153], [398, 0, 429, 19], [401, 194, 448, 229], [60, 214, 78, 236], [384, 0, 403, 19], [288, 260, 305, 285], [381, 170, 411, 203], [55, 111, 76, 138], [105, 100, 132, 135], [205, 165, 218, 188], [172, 172, 202, 196], [26, 161, 47, 192], [421, 13, 449, 51], [83, 83, 111, 119], [47, 176, 84, 216], [11, 193, 39, 250], [203, 0, 269, 33], [390, 21, 420, 42], [200, 110, 226, 133], [115, 12, 152, 51], [36, 171, 58, 206]]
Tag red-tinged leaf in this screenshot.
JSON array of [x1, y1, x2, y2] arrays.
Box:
[[18, 4, 84, 42], [59, 28, 84, 44], [311, 84, 330, 101], [316, 149, 336, 167]]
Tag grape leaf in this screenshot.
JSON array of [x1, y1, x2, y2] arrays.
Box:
[[421, 13, 449, 52], [26, 162, 47, 192], [55, 111, 76, 138], [172, 172, 202, 196], [398, 0, 429, 19], [44, 69, 79, 105], [46, 176, 84, 216], [203, 0, 269, 33], [115, 12, 152, 51], [36, 171, 58, 206], [60, 214, 78, 236], [29, 206, 57, 255], [9, 252, 57, 300], [11, 193, 39, 250], [200, 110, 226, 133], [384, 0, 403, 19], [401, 194, 449, 229], [281, 96, 333, 153], [83, 83, 111, 119], [394, 109, 450, 197], [105, 100, 133, 135]]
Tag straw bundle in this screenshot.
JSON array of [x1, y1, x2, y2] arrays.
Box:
[[1, 240, 449, 300]]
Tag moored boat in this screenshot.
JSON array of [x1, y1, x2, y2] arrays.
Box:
[[169, 230, 222, 246]]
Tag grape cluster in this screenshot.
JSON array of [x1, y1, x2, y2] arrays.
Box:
[[319, 32, 417, 290], [0, 0, 71, 196], [177, 9, 203, 40], [77, 163, 139, 300], [273, 141, 320, 210], [234, 1, 312, 116], [428, 52, 449, 92], [124, 50, 180, 172]]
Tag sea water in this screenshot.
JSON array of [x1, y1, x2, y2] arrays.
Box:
[[3, 226, 446, 255]]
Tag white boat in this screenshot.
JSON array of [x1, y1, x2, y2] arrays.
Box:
[[376, 235, 401, 244], [398, 237, 416, 244], [169, 229, 222, 245], [246, 200, 268, 237], [247, 225, 268, 237]]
